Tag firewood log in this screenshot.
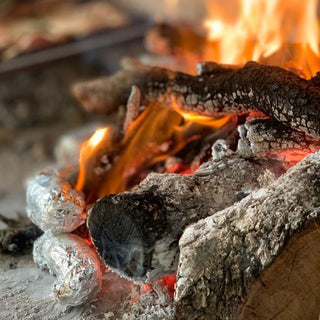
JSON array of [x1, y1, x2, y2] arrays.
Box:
[[88, 156, 283, 282], [72, 58, 320, 138], [236, 118, 320, 163], [174, 151, 320, 320]]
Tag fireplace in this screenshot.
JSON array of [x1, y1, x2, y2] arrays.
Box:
[[1, 1, 320, 319]]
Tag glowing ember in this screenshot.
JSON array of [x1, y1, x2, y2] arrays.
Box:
[[204, 0, 320, 77]]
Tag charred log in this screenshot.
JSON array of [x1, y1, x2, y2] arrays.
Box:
[[73, 58, 320, 138], [175, 151, 320, 320], [237, 118, 320, 164], [88, 156, 283, 282]]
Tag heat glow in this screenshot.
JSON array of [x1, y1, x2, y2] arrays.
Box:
[[204, 0, 320, 77]]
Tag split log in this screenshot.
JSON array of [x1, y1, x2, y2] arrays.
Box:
[[174, 151, 320, 320], [88, 155, 283, 282], [72, 58, 320, 138]]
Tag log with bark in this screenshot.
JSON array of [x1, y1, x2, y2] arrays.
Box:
[[174, 151, 320, 320], [87, 155, 283, 282], [72, 58, 320, 138]]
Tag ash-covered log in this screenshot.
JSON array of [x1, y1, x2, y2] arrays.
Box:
[[73, 58, 320, 138], [237, 118, 320, 164], [175, 151, 320, 320], [88, 155, 283, 282]]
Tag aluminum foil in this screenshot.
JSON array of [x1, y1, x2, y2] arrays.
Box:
[[33, 231, 102, 306], [26, 170, 86, 234]]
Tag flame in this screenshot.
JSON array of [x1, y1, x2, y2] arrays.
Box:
[[76, 128, 111, 192], [97, 104, 183, 196], [170, 95, 231, 128], [204, 0, 320, 77], [76, 102, 232, 202]]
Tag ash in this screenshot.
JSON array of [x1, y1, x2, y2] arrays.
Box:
[[109, 290, 174, 320]]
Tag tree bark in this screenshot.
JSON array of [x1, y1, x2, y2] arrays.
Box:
[[174, 151, 320, 320], [88, 156, 282, 282], [73, 58, 320, 138]]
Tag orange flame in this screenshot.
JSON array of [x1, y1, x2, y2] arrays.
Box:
[[204, 0, 320, 77], [76, 101, 232, 202], [170, 95, 231, 128], [76, 128, 110, 192]]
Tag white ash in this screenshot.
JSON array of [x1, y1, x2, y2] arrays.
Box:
[[108, 290, 174, 320], [26, 170, 86, 234], [236, 118, 319, 159], [33, 231, 102, 307], [211, 139, 234, 160]]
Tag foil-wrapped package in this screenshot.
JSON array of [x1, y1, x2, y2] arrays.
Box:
[[33, 231, 102, 306], [26, 170, 86, 234]]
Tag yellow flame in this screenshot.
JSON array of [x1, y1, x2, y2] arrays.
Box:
[[204, 0, 320, 77], [76, 128, 110, 192]]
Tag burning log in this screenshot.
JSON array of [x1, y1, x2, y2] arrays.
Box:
[[237, 118, 320, 165], [174, 151, 320, 320], [71, 59, 148, 115], [33, 231, 102, 307], [73, 58, 320, 138], [88, 155, 282, 282]]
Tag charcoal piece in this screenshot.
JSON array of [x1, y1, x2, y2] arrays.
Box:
[[26, 170, 86, 234], [175, 151, 320, 320], [73, 58, 320, 138], [237, 118, 319, 162], [33, 231, 103, 307], [88, 155, 282, 282]]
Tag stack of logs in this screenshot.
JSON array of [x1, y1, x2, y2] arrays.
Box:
[[71, 44, 320, 319]]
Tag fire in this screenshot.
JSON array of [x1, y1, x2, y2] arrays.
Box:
[[76, 127, 111, 192], [204, 0, 320, 77], [76, 102, 232, 202]]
